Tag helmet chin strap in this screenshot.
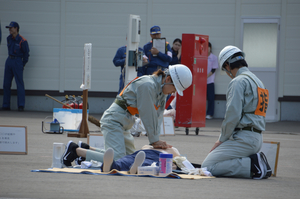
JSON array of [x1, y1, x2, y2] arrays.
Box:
[[228, 69, 235, 78], [161, 76, 174, 88], [161, 77, 167, 88], [162, 70, 170, 88], [223, 65, 235, 78], [223, 55, 244, 78]]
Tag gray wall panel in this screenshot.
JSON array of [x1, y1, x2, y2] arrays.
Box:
[[0, 0, 299, 120]]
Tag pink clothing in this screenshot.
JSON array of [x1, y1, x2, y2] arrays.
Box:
[[207, 53, 219, 84]]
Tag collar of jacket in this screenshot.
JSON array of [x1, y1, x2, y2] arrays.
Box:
[[235, 66, 249, 78], [150, 74, 165, 97]]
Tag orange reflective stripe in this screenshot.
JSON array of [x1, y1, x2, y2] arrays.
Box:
[[127, 104, 160, 115], [119, 76, 161, 115], [127, 106, 139, 115], [119, 77, 139, 96], [19, 35, 27, 48], [254, 87, 269, 117], [240, 74, 269, 117]]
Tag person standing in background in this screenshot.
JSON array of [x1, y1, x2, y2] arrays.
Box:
[[165, 38, 182, 110], [0, 20, 2, 45], [139, 26, 172, 76], [206, 42, 218, 119], [113, 44, 127, 94], [113, 37, 144, 94], [2, 21, 30, 111], [170, 38, 182, 65]]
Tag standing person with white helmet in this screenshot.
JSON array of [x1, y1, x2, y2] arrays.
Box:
[[201, 45, 272, 179], [62, 64, 192, 166]]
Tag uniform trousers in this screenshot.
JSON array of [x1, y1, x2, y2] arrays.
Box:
[[206, 83, 215, 116], [3, 57, 25, 108], [118, 67, 125, 94], [86, 103, 136, 162], [202, 130, 262, 178]]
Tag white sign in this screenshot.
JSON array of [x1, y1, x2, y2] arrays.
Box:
[[0, 125, 27, 154], [88, 134, 104, 149], [80, 43, 92, 90], [160, 116, 175, 136], [259, 141, 280, 177], [153, 38, 166, 54]]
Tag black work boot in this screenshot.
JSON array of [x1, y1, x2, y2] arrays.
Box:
[[249, 153, 267, 179]]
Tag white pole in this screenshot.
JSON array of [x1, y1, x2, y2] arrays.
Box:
[[80, 43, 92, 90], [125, 15, 141, 85]]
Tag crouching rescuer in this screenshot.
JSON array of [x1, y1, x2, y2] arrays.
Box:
[[102, 64, 192, 160], [62, 64, 193, 166]]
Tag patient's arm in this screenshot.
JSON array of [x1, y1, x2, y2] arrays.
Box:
[[141, 145, 180, 157]]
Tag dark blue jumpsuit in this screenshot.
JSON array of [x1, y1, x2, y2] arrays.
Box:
[[113, 46, 144, 94], [2, 34, 29, 109], [138, 41, 172, 76], [113, 46, 126, 94], [0, 23, 2, 45]]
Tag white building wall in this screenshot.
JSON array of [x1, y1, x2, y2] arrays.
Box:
[[284, 0, 300, 96], [0, 0, 299, 118], [0, 0, 241, 94], [0, 0, 62, 90], [63, 0, 149, 92], [151, 0, 237, 94]]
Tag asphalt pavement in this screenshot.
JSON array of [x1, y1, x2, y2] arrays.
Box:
[[0, 110, 300, 199]]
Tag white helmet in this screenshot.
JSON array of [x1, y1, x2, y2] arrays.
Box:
[[218, 45, 245, 70], [168, 64, 192, 96]]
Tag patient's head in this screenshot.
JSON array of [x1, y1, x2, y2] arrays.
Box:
[[141, 145, 180, 157]]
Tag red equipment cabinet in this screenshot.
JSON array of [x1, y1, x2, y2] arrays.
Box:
[[175, 34, 209, 135]]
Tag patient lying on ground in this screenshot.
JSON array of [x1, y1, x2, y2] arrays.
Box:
[[102, 145, 181, 174], [62, 141, 201, 175]]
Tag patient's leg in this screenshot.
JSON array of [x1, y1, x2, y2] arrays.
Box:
[[129, 151, 146, 174], [75, 146, 98, 158], [102, 148, 114, 172], [101, 150, 159, 172]]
